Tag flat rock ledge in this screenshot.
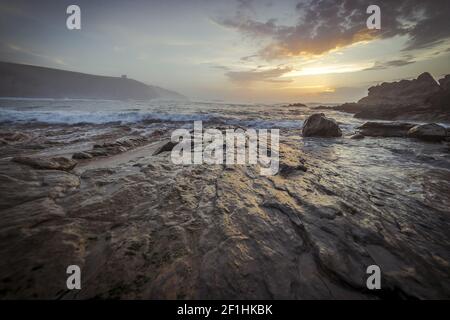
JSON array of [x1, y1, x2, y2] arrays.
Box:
[[12, 156, 77, 171]]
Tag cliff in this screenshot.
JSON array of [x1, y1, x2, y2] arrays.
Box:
[[0, 61, 185, 100], [335, 72, 450, 122]]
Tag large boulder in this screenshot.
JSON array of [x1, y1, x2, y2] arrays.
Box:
[[302, 113, 342, 137], [407, 123, 447, 142], [357, 122, 415, 137]]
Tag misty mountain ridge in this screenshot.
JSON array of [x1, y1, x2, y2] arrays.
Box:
[[0, 61, 186, 101]]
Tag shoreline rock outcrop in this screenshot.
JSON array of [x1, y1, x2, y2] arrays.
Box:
[[335, 72, 450, 122]]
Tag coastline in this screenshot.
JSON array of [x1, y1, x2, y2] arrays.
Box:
[[1, 112, 449, 299]]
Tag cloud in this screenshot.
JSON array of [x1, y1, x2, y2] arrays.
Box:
[[364, 57, 416, 71], [237, 0, 254, 11], [240, 54, 258, 62], [225, 66, 292, 83], [211, 65, 230, 71], [3, 42, 67, 66], [218, 0, 450, 60]]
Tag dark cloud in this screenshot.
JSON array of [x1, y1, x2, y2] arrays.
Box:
[[237, 0, 254, 11], [364, 57, 416, 71], [240, 54, 258, 61], [219, 0, 450, 60], [225, 66, 292, 83], [211, 65, 230, 71]]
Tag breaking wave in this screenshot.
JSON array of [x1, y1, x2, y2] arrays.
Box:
[[0, 109, 303, 129], [0, 109, 215, 125]]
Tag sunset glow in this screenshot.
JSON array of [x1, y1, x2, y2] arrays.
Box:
[[0, 0, 449, 103]]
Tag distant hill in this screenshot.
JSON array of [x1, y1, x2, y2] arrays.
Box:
[[0, 61, 186, 100]]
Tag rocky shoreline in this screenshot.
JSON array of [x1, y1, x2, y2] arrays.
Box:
[[301, 112, 450, 142], [0, 117, 449, 299]]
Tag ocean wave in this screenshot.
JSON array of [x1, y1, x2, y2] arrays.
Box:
[[0, 109, 304, 129], [228, 119, 303, 129], [0, 110, 214, 125]]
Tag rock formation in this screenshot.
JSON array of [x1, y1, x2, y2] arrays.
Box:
[[335, 73, 450, 122]]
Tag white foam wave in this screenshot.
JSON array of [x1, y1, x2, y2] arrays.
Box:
[[0, 109, 304, 129], [0, 110, 213, 125]]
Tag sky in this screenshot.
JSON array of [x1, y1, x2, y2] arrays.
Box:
[[1, 0, 450, 103]]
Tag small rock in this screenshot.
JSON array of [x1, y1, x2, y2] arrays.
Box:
[[72, 152, 93, 160], [349, 133, 365, 140], [153, 140, 178, 155], [279, 162, 307, 177], [407, 123, 447, 142], [102, 142, 119, 148], [88, 149, 108, 157]]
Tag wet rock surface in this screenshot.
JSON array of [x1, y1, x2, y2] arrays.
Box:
[[357, 122, 415, 137], [0, 161, 80, 211], [74, 137, 149, 160], [0, 132, 31, 145], [349, 133, 365, 140], [12, 156, 77, 171], [153, 140, 178, 155], [72, 152, 93, 160], [0, 122, 449, 299]]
